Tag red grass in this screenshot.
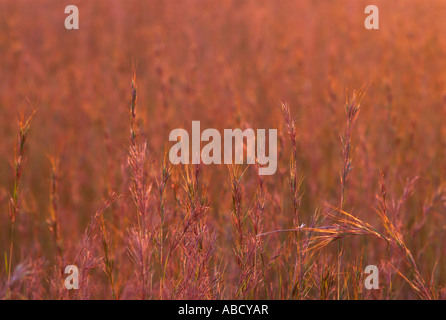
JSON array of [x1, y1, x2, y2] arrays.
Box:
[[1, 0, 446, 300]]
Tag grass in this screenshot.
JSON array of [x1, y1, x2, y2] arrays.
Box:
[[1, 0, 446, 300]]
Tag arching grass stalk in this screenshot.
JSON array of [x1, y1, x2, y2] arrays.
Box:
[[280, 102, 303, 299], [6, 110, 36, 299], [338, 90, 364, 299]]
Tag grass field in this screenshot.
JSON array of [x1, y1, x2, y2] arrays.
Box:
[[1, 0, 446, 299]]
